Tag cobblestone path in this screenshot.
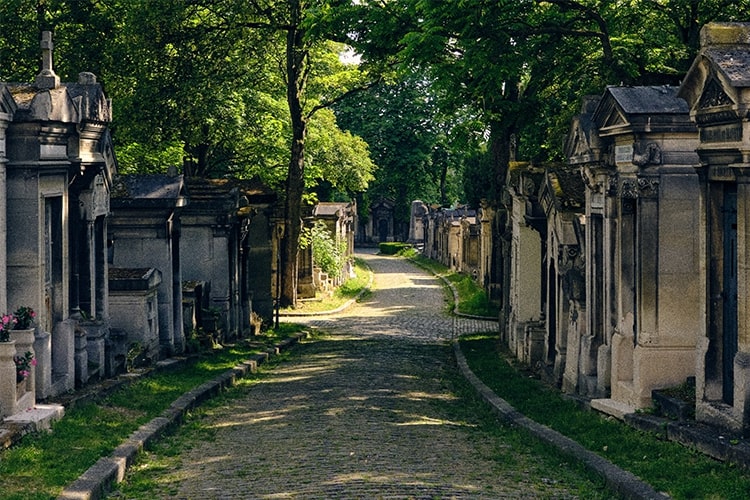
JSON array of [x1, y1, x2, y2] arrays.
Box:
[[120, 251, 605, 499]]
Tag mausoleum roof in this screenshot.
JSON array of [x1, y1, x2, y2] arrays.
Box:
[[314, 202, 350, 217], [605, 86, 688, 115], [703, 48, 750, 87], [546, 168, 585, 211], [111, 174, 186, 209]]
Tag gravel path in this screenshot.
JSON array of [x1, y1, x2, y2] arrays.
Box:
[[115, 251, 606, 499]]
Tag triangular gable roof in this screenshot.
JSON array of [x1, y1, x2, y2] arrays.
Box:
[[372, 198, 395, 210], [565, 96, 601, 164], [0, 85, 18, 118], [594, 86, 689, 136], [678, 23, 750, 112], [314, 202, 351, 217]]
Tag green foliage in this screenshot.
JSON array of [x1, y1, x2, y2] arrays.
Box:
[[306, 108, 376, 197], [378, 242, 411, 255], [116, 141, 185, 175], [449, 273, 500, 317], [300, 220, 347, 278], [335, 69, 481, 225]]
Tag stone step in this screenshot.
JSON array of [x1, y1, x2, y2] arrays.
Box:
[[3, 403, 65, 432]]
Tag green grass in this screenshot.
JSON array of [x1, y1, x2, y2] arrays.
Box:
[[406, 252, 499, 317], [280, 258, 372, 313], [0, 326, 306, 500], [460, 334, 750, 499], [378, 241, 413, 255]]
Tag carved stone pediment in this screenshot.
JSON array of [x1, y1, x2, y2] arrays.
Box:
[[601, 107, 628, 130], [698, 77, 734, 109], [0, 85, 17, 118]]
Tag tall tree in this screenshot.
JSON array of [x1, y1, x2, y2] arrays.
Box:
[[217, 0, 376, 306]]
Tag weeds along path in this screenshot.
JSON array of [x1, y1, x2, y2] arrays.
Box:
[[114, 251, 609, 499]]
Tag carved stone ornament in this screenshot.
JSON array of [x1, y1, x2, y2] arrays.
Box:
[[78, 173, 109, 221], [608, 174, 620, 197], [522, 177, 536, 197], [632, 142, 662, 167], [698, 77, 734, 109], [620, 178, 639, 199], [559, 245, 584, 274], [580, 168, 603, 193], [637, 176, 660, 198]]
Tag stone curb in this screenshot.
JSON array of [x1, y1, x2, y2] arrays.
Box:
[[57, 332, 306, 500], [453, 341, 668, 500]]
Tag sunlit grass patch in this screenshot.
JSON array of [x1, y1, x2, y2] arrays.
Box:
[[280, 258, 372, 313]]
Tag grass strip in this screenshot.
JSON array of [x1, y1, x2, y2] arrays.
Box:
[[460, 333, 750, 499], [0, 326, 306, 500], [403, 250, 498, 317]]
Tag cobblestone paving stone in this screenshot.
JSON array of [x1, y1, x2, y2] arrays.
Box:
[[126, 251, 604, 499]]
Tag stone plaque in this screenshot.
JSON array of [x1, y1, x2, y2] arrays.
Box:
[[700, 124, 742, 143], [40, 144, 67, 159], [708, 165, 736, 181], [615, 144, 633, 164]]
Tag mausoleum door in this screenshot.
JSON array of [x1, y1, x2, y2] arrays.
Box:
[[44, 197, 64, 329], [379, 219, 388, 242], [722, 185, 738, 405]]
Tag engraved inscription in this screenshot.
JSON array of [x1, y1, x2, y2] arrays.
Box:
[[700, 124, 742, 143], [615, 144, 633, 163]]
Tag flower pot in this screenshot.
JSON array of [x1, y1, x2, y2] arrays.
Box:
[[10, 328, 35, 350], [0, 340, 17, 418]]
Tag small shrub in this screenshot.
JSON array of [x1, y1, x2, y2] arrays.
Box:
[[378, 242, 411, 255], [301, 221, 347, 278]]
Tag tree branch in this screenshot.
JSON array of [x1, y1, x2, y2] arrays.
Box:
[[307, 76, 384, 119]]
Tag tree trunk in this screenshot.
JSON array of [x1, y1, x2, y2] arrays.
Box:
[[280, 0, 307, 308]]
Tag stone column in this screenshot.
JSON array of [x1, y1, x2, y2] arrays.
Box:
[[734, 171, 750, 427], [0, 160, 6, 314], [0, 118, 8, 313]]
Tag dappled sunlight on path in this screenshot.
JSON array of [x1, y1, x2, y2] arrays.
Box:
[[120, 252, 600, 499]]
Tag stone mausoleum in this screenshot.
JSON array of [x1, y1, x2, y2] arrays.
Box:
[[1, 32, 115, 421]]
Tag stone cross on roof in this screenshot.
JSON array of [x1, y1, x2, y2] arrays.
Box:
[[35, 30, 60, 89]]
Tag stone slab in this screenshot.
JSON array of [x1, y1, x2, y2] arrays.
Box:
[[3, 404, 65, 432], [591, 398, 636, 420]]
